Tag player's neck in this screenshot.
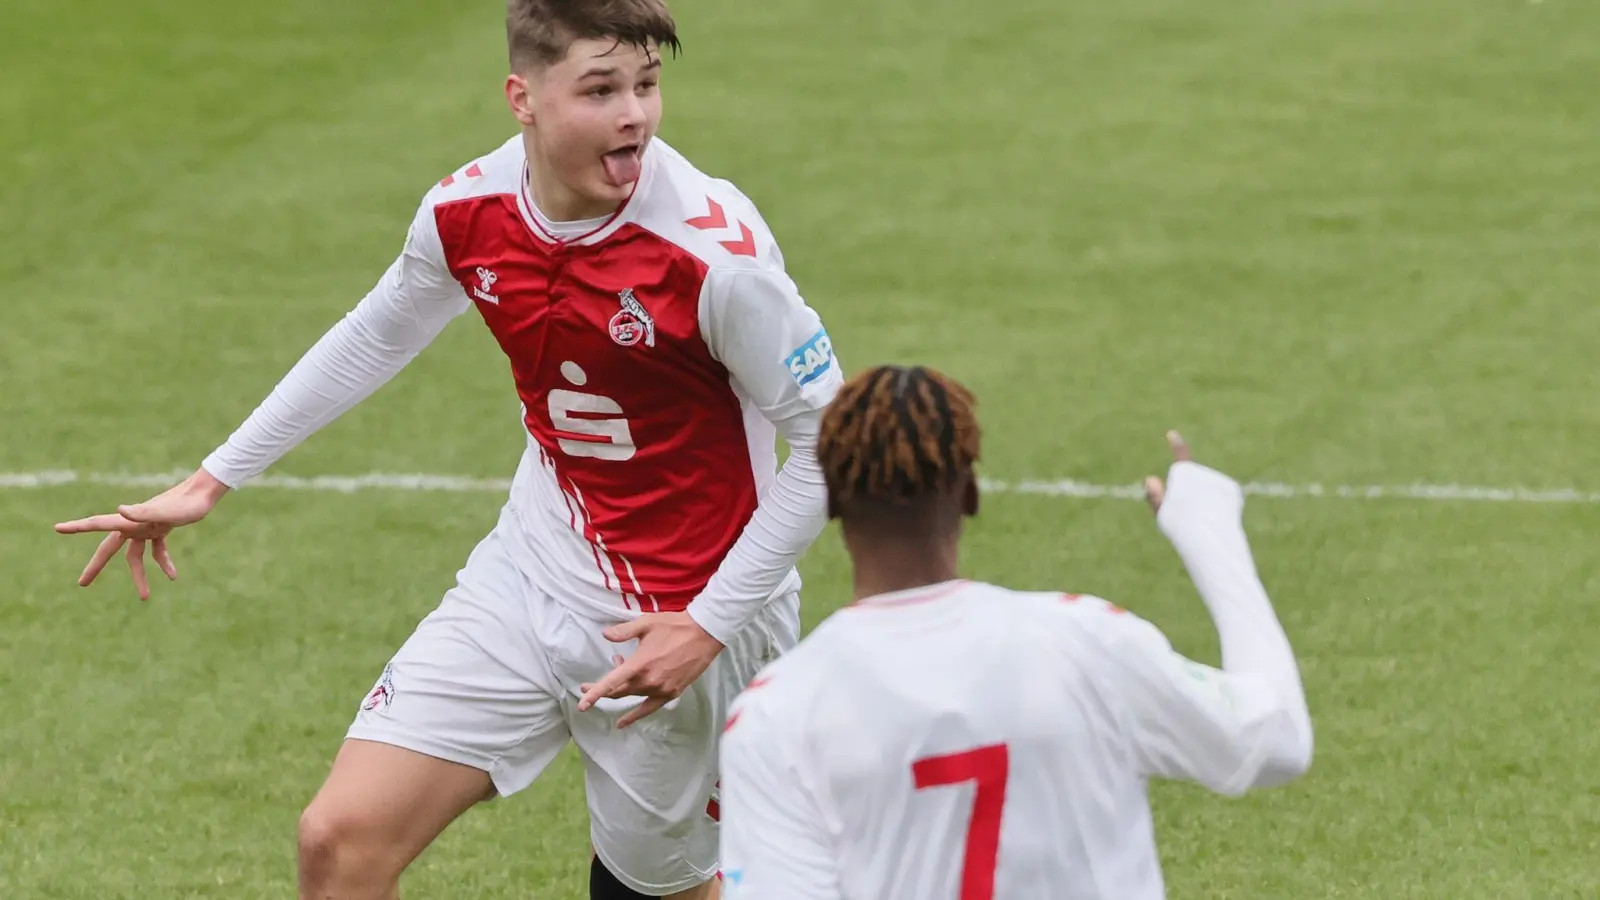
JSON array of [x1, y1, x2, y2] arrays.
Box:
[[850, 539, 961, 602], [524, 155, 622, 222]]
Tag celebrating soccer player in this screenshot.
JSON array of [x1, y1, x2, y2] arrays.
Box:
[[54, 2, 842, 897], [718, 365, 1313, 899]]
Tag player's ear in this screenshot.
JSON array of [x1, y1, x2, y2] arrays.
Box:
[[505, 73, 536, 127]]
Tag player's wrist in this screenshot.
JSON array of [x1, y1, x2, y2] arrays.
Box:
[[684, 602, 733, 649], [184, 467, 233, 505], [1156, 465, 1243, 534]]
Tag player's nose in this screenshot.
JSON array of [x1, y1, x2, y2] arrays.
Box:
[[619, 93, 648, 130]]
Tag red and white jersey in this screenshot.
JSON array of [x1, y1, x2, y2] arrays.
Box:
[[201, 135, 842, 641], [718, 463, 1314, 900]]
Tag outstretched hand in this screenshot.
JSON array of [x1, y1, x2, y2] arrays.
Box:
[[578, 611, 725, 729], [1143, 430, 1194, 514], [54, 469, 230, 600]]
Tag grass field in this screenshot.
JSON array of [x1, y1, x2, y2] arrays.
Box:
[[4, 0, 1599, 897]]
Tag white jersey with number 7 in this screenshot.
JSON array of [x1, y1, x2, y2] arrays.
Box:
[[717, 462, 1313, 900]]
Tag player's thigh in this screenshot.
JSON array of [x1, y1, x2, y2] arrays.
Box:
[[332, 519, 570, 827], [573, 594, 798, 895], [581, 740, 721, 897], [721, 590, 799, 693], [699, 590, 799, 811], [301, 738, 494, 869]]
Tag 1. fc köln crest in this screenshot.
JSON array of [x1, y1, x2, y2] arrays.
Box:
[[360, 663, 396, 714], [609, 288, 657, 348]]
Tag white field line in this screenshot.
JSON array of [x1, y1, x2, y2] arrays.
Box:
[[1, 470, 1598, 504]]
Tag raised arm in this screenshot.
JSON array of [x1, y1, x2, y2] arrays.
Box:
[[1099, 434, 1313, 795]]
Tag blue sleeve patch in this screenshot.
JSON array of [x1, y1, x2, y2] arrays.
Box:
[[784, 328, 836, 387]]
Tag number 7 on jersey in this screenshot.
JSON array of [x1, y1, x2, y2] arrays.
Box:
[[912, 743, 1010, 900]]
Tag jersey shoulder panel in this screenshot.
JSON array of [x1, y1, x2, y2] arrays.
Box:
[[1017, 588, 1149, 639], [1013, 585, 1134, 618], [745, 625, 837, 696], [726, 614, 854, 727], [424, 134, 525, 208], [633, 139, 783, 274], [1030, 589, 1188, 695], [923, 584, 1151, 659]]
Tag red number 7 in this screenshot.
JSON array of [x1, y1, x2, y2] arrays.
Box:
[[911, 743, 1010, 900]]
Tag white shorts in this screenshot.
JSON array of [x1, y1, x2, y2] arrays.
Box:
[[346, 511, 800, 895]]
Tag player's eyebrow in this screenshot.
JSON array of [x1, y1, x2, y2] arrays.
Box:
[[579, 58, 661, 80]]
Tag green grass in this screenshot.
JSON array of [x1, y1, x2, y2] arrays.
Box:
[[4, 0, 1599, 897]]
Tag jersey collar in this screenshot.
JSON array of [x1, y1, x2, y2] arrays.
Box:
[[853, 579, 972, 608]]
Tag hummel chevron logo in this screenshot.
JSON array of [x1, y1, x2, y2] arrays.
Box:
[[686, 197, 757, 257], [439, 162, 483, 188]]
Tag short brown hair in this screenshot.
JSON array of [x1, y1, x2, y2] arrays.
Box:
[[506, 0, 681, 72], [818, 365, 982, 518]]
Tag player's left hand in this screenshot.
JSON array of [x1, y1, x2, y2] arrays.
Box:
[[1143, 430, 1194, 513], [577, 612, 726, 728]]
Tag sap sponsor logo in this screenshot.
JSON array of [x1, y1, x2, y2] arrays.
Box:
[[784, 328, 835, 388]]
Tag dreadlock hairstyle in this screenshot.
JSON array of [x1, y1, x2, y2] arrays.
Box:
[[818, 364, 982, 521]]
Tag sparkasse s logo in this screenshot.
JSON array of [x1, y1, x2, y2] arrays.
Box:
[[784, 328, 835, 387]]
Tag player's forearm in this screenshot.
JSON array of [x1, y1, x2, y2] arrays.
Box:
[[1157, 464, 1312, 784], [1170, 526, 1298, 680], [201, 293, 442, 487], [687, 443, 828, 645], [1158, 465, 1300, 675]]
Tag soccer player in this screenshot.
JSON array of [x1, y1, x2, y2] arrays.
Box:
[[53, 2, 842, 898], [717, 365, 1314, 899]]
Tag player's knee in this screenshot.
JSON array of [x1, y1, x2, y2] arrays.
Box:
[[296, 804, 345, 874], [297, 802, 391, 884], [589, 854, 655, 899]]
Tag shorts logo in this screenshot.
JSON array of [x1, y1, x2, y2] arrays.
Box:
[[784, 328, 835, 388], [609, 288, 656, 348], [361, 663, 396, 714]]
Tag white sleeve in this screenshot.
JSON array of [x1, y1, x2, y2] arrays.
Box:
[[719, 692, 844, 900], [686, 266, 843, 645], [199, 197, 470, 487], [1096, 462, 1313, 795]]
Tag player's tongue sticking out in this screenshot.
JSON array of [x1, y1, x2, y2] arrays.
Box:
[[601, 146, 642, 187]]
